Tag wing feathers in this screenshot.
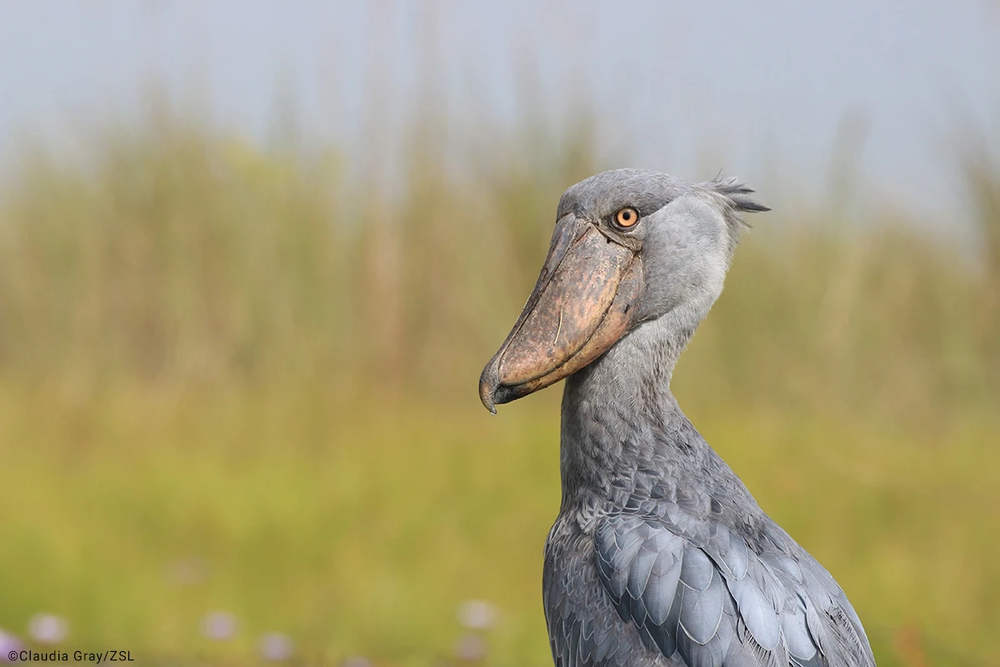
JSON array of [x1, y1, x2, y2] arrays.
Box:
[[593, 512, 868, 666], [579, 509, 873, 666]]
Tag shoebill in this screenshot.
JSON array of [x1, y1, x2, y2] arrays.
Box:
[[479, 169, 875, 667]]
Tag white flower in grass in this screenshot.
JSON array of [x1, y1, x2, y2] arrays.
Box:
[[258, 633, 293, 661], [0, 631, 24, 661], [200, 611, 238, 641], [28, 614, 68, 644], [457, 599, 498, 630]]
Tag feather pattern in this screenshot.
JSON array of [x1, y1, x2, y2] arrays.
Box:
[[546, 462, 875, 666]]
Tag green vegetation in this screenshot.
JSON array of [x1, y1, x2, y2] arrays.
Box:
[[0, 113, 997, 665]]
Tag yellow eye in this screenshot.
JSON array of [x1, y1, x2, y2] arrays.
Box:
[[614, 207, 640, 228]]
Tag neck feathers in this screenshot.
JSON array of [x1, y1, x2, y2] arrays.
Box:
[[558, 297, 713, 505]]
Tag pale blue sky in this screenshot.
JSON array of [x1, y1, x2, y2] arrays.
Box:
[[1, 1, 998, 223]]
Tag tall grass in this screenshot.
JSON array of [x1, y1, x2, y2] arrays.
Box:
[[0, 111, 997, 665], [1, 114, 996, 412]]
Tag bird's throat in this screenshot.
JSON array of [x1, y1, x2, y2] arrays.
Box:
[[557, 306, 706, 509]]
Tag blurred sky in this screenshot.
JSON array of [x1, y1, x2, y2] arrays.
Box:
[[1, 0, 998, 223]]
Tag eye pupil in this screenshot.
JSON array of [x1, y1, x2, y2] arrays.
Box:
[[615, 207, 639, 227]]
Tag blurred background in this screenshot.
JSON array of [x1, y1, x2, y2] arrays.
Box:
[[0, 1, 998, 665]]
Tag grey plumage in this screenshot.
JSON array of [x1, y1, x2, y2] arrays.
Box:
[[482, 169, 875, 667]]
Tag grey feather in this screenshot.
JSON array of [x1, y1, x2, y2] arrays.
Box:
[[680, 547, 716, 592], [782, 606, 819, 662], [679, 567, 725, 645]]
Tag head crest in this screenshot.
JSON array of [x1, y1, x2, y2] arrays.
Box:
[[703, 176, 770, 214]]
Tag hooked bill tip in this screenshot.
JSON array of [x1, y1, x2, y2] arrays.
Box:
[[478, 366, 499, 415]]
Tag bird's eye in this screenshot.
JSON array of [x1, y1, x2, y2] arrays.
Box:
[[613, 207, 640, 228]]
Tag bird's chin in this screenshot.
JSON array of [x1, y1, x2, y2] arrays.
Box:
[[479, 216, 643, 413]]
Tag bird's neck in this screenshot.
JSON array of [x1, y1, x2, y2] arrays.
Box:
[[558, 300, 710, 508]]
